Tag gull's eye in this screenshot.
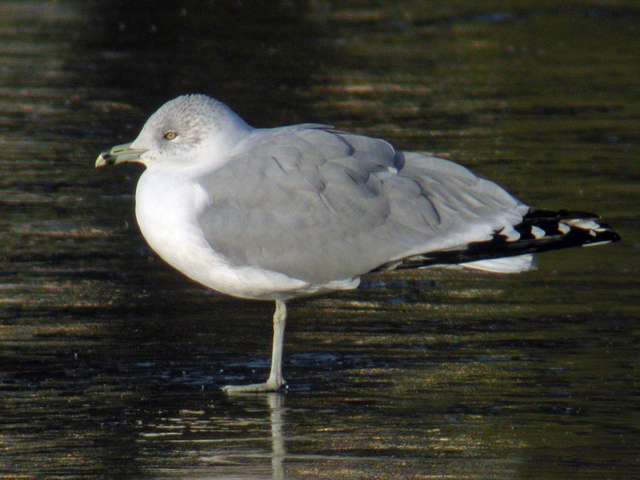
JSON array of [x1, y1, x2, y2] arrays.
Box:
[[163, 131, 177, 141]]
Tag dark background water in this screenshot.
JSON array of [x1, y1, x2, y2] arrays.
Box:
[[1, 1, 638, 479]]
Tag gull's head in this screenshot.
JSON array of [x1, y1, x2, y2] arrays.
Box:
[[95, 94, 253, 170]]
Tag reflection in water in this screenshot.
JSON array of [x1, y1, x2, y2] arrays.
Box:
[[1, 1, 639, 479], [136, 393, 288, 479], [268, 394, 286, 480], [203, 394, 286, 480]]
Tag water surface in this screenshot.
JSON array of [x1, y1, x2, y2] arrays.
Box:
[[1, 1, 638, 479]]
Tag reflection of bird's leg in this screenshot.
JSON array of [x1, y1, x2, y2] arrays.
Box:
[[222, 300, 287, 393], [267, 393, 286, 480]]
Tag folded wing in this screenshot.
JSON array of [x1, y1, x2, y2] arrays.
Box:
[[196, 125, 536, 285]]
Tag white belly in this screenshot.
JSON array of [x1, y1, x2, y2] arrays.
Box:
[[134, 170, 314, 300]]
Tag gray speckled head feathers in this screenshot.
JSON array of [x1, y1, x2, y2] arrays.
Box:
[[129, 94, 253, 167]]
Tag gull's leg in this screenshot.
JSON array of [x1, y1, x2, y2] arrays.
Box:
[[222, 300, 287, 394], [266, 300, 287, 388]]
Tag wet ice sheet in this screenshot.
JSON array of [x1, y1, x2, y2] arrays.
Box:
[[1, 1, 638, 479]]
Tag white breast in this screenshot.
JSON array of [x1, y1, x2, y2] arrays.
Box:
[[134, 170, 313, 300]]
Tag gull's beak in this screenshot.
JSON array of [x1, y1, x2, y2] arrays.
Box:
[[95, 143, 147, 168]]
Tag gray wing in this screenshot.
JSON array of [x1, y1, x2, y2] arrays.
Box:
[[197, 125, 527, 284]]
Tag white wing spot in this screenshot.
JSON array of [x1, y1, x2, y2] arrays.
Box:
[[566, 219, 606, 232], [499, 226, 521, 242], [531, 226, 545, 239]]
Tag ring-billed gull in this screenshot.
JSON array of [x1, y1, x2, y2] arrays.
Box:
[[96, 94, 620, 393]]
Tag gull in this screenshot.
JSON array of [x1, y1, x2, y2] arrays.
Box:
[[96, 94, 620, 393]]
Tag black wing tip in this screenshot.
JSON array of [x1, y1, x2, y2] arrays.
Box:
[[581, 229, 621, 246], [372, 208, 620, 273], [525, 208, 621, 242]]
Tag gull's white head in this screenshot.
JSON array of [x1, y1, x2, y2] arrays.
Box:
[[96, 94, 253, 171]]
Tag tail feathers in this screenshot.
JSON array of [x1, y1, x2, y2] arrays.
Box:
[[375, 209, 620, 274], [459, 254, 535, 273]]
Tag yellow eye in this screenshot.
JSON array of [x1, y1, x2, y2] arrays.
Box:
[[163, 131, 177, 140]]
